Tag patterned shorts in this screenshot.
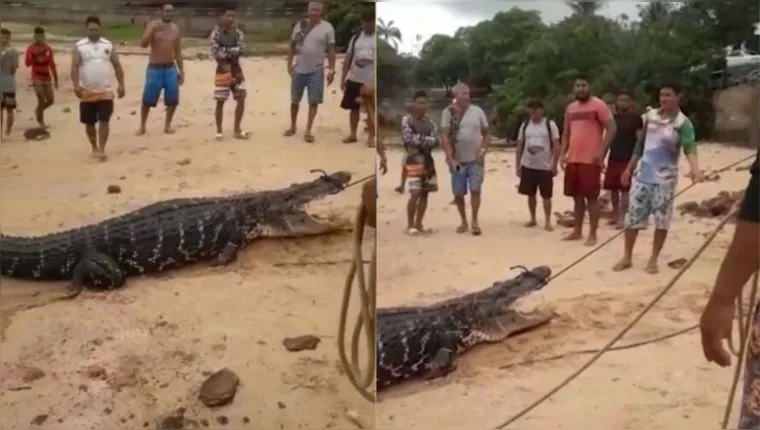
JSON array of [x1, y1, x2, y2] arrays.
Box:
[[214, 71, 247, 101], [739, 303, 760, 429], [291, 69, 325, 105], [624, 179, 676, 230]]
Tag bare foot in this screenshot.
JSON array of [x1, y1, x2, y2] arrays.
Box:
[[164, 127, 176, 134], [524, 220, 538, 228], [562, 232, 583, 241], [612, 259, 633, 272], [283, 127, 296, 137], [584, 236, 598, 247], [135, 128, 146, 136], [644, 262, 659, 274], [544, 223, 554, 232], [456, 224, 468, 234]]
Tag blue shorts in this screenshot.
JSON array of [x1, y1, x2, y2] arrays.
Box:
[[450, 162, 485, 197], [291, 69, 324, 105], [142, 64, 180, 107]]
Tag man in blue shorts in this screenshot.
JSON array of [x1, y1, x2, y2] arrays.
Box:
[[441, 83, 490, 235], [136, 3, 183, 136], [284, 1, 336, 143]]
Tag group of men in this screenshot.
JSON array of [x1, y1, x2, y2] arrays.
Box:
[[0, 1, 377, 154], [396, 74, 706, 274]]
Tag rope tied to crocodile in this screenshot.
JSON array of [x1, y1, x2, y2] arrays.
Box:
[[493, 153, 757, 429], [337, 177, 377, 404]]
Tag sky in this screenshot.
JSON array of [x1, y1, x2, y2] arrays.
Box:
[[377, 1, 647, 55]]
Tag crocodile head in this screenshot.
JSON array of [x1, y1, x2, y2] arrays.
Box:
[[453, 265, 554, 351], [253, 171, 354, 238]]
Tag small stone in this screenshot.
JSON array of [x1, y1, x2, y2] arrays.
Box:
[[282, 335, 321, 352], [199, 368, 240, 407], [177, 158, 192, 166], [22, 366, 46, 382], [277, 401, 286, 409], [242, 416, 250, 423], [200, 418, 209, 427], [216, 415, 228, 425], [85, 364, 106, 379], [62, 107, 71, 113], [107, 185, 122, 194], [667, 258, 688, 269], [30, 415, 48, 426]]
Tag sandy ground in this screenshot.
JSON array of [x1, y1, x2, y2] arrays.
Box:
[[376, 144, 756, 429], [0, 46, 376, 428]]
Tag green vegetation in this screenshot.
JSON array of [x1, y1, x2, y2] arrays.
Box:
[[378, 0, 760, 139], [43, 23, 144, 42]]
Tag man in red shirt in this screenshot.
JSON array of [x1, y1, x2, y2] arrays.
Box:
[[25, 26, 58, 129]]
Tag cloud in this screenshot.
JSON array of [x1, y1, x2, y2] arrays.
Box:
[[428, 1, 646, 23]]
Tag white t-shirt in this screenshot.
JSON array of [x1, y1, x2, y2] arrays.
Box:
[[346, 32, 375, 84], [75, 37, 115, 95], [518, 118, 560, 171], [291, 20, 336, 75]]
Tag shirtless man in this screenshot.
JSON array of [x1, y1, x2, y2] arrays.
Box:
[[137, 3, 183, 136]]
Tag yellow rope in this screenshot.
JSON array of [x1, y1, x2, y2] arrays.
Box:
[[337, 202, 376, 403]]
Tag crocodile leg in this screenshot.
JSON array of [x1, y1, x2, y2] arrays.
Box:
[[71, 251, 126, 291], [210, 226, 245, 267], [423, 331, 460, 381]]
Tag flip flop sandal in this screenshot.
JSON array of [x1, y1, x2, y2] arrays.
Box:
[[283, 129, 297, 137], [304, 134, 316, 143], [471, 226, 482, 236], [406, 227, 420, 236], [455, 225, 468, 234], [342, 136, 358, 144], [215, 133, 224, 141], [234, 131, 250, 140]]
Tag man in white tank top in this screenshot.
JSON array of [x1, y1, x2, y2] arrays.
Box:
[[71, 15, 125, 161]]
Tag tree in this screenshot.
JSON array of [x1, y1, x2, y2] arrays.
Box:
[[325, 0, 372, 50], [564, 1, 605, 17], [378, 18, 403, 49]]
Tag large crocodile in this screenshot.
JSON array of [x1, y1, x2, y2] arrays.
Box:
[[376, 265, 554, 389], [0, 171, 352, 294]]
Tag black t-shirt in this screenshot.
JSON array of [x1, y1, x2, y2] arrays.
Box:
[[608, 112, 643, 162]]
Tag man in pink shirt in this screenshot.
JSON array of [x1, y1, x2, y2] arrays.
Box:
[[560, 74, 617, 246]]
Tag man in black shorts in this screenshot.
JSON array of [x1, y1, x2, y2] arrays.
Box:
[[515, 98, 561, 231], [0, 28, 19, 139], [71, 16, 125, 160], [339, 10, 375, 145]]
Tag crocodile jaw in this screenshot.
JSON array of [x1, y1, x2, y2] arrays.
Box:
[[462, 307, 555, 350], [259, 210, 338, 238]]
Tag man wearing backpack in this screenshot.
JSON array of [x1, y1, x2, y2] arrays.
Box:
[[339, 10, 375, 145], [516, 98, 560, 231]]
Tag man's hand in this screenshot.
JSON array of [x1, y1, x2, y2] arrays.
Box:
[[551, 165, 558, 177], [340, 80, 347, 91], [287, 63, 293, 77], [379, 156, 388, 175], [53, 81, 59, 90], [700, 297, 736, 367], [621, 168, 632, 187], [516, 166, 522, 178], [560, 154, 567, 172], [326, 69, 335, 85], [73, 85, 83, 99], [689, 169, 705, 183], [446, 156, 460, 171], [476, 147, 487, 163], [117, 85, 125, 99], [594, 152, 606, 170], [178, 71, 184, 85]]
